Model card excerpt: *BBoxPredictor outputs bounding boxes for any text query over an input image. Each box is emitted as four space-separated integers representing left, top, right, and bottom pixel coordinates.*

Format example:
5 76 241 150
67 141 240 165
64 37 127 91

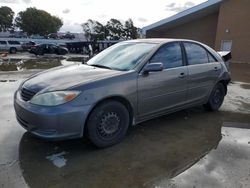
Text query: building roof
142 0 222 34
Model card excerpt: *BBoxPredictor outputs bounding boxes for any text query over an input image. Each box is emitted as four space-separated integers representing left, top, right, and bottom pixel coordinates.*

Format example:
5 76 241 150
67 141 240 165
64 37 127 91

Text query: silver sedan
14 39 231 147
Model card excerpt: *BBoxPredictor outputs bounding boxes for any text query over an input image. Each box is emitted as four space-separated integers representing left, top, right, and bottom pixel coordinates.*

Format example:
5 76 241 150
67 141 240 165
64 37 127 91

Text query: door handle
178 72 185 78
214 67 219 71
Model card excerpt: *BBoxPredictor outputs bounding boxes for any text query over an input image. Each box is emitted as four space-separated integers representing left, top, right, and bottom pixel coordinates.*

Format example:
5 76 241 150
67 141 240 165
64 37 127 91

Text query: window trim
182 41 218 66
148 41 185 70
207 51 217 63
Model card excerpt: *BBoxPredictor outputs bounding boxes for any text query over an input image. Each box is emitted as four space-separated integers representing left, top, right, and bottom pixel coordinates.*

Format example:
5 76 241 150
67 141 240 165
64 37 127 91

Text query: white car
0 40 22 53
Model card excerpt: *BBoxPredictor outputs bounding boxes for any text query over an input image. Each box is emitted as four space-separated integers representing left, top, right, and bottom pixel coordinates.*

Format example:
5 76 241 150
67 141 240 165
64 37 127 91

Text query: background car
8 32 28 38
0 40 22 53
21 41 37 51
29 43 69 55
62 33 75 40
47 33 59 39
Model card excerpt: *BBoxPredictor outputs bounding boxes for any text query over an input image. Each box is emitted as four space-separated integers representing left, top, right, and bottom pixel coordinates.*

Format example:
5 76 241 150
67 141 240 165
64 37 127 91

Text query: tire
37 50 44 55
9 47 17 54
204 83 226 111
86 100 130 148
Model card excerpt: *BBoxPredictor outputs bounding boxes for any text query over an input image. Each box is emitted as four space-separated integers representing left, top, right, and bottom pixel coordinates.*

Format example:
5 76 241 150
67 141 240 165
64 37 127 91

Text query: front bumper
14 91 91 140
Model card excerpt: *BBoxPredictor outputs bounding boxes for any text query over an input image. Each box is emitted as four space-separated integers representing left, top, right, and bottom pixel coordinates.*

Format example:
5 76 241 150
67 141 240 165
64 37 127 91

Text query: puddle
241 84 250 90
146 122 250 188
17 110 250 188
61 59 82 66
0 57 83 71
0 79 17 82
221 82 250 114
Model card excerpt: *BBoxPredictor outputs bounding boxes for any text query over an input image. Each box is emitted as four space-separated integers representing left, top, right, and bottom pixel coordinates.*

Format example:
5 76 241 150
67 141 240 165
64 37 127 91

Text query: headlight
30 91 81 106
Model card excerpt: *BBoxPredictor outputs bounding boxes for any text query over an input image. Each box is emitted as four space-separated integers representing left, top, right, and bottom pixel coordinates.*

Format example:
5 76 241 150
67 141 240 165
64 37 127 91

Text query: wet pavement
0 62 250 188
0 53 83 72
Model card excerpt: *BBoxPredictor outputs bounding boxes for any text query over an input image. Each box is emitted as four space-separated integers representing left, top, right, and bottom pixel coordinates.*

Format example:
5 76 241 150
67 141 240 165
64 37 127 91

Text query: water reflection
147 122 250 188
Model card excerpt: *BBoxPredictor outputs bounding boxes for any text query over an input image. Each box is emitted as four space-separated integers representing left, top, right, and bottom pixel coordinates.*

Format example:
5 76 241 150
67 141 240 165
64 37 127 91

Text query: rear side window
150 42 183 69
0 41 7 45
184 42 209 65
8 41 20 45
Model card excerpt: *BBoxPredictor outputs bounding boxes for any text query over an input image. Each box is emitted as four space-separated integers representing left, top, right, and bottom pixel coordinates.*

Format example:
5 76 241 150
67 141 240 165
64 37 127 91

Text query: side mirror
143 63 164 73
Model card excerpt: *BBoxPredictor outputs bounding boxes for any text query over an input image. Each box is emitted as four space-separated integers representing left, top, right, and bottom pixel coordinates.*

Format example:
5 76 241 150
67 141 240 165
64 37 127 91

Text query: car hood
22 64 123 93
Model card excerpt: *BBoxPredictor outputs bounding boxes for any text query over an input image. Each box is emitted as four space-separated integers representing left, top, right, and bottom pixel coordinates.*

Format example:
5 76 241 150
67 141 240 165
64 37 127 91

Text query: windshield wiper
90 64 111 70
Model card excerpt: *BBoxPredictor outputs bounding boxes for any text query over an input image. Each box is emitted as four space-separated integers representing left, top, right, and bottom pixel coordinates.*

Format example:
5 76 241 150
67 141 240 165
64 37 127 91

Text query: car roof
123 38 200 44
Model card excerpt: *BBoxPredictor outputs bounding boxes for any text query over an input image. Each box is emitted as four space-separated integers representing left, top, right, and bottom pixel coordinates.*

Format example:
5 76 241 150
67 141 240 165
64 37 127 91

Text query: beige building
143 0 250 63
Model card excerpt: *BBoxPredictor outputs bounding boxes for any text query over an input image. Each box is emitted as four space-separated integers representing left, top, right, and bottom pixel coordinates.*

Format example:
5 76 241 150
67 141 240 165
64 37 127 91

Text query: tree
0 6 14 32
15 8 63 36
81 19 106 41
124 19 138 39
81 18 139 41
105 19 125 40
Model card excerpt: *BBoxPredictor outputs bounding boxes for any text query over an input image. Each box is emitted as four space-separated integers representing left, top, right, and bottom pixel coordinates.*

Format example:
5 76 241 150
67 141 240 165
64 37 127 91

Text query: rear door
137 42 188 117
183 42 221 104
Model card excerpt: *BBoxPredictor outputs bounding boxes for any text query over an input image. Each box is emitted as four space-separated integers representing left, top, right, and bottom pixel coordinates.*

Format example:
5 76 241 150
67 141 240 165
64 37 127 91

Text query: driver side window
150 42 183 69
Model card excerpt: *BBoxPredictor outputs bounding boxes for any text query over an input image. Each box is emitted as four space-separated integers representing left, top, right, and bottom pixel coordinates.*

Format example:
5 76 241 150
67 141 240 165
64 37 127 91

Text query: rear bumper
14 91 91 140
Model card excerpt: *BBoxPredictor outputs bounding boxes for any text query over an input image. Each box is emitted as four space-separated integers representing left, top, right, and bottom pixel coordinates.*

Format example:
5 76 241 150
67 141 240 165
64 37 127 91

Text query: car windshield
87 42 157 71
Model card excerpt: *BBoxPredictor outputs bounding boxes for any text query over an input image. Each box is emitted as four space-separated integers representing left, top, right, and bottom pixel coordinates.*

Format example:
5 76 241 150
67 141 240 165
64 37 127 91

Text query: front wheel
86 100 129 148
36 49 44 55
204 83 226 111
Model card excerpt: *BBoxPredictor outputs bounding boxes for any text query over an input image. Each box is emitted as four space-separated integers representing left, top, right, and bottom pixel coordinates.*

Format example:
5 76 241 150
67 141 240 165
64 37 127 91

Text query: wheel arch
218 79 230 95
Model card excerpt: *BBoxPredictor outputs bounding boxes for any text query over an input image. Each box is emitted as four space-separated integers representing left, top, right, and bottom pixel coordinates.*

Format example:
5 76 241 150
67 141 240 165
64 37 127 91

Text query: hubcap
98 112 120 138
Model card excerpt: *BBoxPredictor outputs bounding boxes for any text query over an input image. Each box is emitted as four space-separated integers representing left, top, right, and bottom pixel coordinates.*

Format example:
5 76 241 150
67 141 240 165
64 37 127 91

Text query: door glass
8 41 20 45
150 42 183 69
184 42 209 65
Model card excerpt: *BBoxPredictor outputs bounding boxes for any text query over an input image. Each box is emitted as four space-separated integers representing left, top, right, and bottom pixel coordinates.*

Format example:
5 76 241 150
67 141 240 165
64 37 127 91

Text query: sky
0 0 207 33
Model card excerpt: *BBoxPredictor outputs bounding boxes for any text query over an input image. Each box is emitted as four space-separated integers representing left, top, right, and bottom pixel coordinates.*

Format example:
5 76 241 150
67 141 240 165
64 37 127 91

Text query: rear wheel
204 83 225 111
86 100 129 148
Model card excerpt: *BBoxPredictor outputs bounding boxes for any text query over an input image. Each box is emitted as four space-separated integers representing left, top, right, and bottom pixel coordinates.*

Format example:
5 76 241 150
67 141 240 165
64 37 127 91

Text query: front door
137 42 188 117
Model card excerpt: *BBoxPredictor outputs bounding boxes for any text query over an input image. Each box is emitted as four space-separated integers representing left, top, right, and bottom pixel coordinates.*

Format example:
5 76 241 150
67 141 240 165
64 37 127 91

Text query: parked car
47 33 59 39
30 35 46 39
21 41 36 51
29 44 69 55
0 40 22 53
62 33 75 40
14 39 231 147
8 33 28 38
